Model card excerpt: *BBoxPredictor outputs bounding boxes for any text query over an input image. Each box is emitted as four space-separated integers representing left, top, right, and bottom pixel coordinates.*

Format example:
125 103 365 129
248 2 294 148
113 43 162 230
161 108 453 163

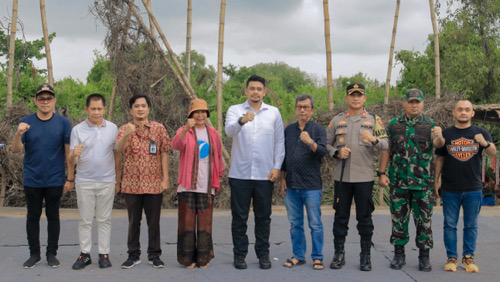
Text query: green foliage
397 0 500 103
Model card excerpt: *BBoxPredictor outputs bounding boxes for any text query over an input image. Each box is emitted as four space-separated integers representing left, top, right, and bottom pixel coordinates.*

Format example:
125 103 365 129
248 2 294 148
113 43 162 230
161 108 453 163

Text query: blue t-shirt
20 113 72 188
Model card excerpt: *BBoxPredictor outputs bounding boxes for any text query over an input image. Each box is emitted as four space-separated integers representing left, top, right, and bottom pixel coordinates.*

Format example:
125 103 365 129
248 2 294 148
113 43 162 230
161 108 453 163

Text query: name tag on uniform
149 140 158 155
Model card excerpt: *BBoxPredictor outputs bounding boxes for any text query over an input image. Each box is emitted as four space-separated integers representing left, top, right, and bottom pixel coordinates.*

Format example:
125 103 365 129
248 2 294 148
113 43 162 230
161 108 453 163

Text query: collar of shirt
243 100 269 112
85 118 107 128
345 109 367 118
132 120 153 129
402 114 424 125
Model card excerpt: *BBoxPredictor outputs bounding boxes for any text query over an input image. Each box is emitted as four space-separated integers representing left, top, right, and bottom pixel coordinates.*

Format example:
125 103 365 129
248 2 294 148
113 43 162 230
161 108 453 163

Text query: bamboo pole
140 0 197 98
146 0 155 38
6 0 19 109
185 0 192 80
384 0 400 106
216 0 226 133
127 1 231 165
40 0 53 86
429 0 441 99
323 0 334 111
107 80 118 121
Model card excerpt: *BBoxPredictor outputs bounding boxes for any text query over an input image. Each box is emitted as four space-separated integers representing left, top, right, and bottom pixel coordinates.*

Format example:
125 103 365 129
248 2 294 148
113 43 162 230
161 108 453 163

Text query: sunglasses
37 96 55 102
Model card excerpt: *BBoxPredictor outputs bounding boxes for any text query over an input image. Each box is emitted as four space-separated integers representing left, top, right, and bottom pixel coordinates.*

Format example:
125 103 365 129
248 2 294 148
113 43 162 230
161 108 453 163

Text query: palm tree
40 0 53 86
323 0 334 110
216 0 226 133
185 0 192 80
6 0 19 109
384 0 400 106
429 0 441 99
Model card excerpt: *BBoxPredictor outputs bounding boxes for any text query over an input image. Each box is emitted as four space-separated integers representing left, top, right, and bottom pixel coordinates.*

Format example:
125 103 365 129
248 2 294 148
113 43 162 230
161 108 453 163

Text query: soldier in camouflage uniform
378 89 444 272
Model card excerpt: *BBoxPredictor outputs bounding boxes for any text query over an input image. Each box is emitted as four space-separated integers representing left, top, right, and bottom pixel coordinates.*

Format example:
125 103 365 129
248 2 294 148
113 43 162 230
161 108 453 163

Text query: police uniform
326 110 388 241
326 83 388 271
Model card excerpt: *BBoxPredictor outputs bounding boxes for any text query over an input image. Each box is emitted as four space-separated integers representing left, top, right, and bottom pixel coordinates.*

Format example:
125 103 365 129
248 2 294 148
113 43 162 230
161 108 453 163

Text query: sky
0 0 440 85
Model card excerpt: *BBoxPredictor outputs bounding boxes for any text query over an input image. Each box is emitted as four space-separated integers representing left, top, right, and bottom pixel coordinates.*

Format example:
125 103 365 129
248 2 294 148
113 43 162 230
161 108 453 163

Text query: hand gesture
73 144 84 157
161 179 170 192
241 111 255 124
185 118 196 129
379 174 390 188
431 126 443 139
124 123 136 136
474 133 488 147
16 122 30 136
338 147 351 159
361 130 376 143
300 131 313 145
268 168 280 182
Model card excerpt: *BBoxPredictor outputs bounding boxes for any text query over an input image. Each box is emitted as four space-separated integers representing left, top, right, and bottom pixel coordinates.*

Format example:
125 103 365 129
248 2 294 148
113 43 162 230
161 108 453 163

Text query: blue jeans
284 188 324 261
442 190 482 258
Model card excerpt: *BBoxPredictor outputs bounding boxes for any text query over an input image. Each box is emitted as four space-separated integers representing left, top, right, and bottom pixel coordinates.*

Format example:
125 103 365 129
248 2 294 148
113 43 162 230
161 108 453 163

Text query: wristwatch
377 171 386 177
483 142 491 149
309 140 315 147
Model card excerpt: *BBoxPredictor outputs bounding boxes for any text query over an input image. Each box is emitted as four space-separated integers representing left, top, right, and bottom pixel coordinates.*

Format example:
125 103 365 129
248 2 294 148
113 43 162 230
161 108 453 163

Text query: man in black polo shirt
281 94 328 270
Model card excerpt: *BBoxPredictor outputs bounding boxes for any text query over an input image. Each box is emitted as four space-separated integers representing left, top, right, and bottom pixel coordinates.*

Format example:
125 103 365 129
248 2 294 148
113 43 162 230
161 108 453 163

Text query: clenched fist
73 144 84 157
16 122 30 136
300 131 313 145
241 111 255 124
474 133 488 147
185 118 196 129
361 130 377 143
431 126 443 139
124 123 136 136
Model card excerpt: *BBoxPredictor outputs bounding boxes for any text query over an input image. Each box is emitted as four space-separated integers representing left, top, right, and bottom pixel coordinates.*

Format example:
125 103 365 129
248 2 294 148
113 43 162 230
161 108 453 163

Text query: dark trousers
124 193 163 259
24 186 63 257
333 181 374 241
229 178 273 258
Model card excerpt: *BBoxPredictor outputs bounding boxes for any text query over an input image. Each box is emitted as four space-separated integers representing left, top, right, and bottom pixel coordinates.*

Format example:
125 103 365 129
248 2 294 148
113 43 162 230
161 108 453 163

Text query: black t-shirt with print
435 125 492 193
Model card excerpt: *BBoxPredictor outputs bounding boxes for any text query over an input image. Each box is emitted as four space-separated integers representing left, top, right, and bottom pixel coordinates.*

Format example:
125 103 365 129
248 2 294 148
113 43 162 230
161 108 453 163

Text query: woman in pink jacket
171 99 225 269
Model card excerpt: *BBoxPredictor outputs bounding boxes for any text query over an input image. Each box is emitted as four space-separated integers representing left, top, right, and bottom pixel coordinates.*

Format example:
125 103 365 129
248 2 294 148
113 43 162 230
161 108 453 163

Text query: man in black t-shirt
435 100 497 273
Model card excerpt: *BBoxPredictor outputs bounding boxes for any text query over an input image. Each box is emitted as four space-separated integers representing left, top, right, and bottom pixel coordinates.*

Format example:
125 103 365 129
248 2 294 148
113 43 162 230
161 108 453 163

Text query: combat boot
418 248 432 272
330 239 345 269
360 240 372 271
390 245 406 270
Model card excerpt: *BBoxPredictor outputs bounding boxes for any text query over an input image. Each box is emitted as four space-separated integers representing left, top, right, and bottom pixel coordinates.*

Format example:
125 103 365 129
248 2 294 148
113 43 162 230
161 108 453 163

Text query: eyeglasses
296 105 312 110
37 96 55 102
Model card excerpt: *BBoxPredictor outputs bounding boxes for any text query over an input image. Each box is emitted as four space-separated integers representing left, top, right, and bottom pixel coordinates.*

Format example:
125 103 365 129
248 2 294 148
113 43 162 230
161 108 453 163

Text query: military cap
404 88 424 102
346 82 365 95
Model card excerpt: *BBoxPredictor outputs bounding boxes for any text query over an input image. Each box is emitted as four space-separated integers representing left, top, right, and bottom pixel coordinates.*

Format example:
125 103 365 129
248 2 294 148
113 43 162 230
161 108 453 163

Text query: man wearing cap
67 93 121 270
378 89 444 272
11 84 73 268
326 82 388 271
225 74 285 270
117 94 171 269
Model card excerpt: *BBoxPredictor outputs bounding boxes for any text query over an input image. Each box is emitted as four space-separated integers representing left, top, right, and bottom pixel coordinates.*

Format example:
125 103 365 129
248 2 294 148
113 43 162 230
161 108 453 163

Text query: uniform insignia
339 121 346 125
373 115 388 138
339 137 344 143
363 121 372 125
361 111 367 118
338 129 343 134
328 121 333 128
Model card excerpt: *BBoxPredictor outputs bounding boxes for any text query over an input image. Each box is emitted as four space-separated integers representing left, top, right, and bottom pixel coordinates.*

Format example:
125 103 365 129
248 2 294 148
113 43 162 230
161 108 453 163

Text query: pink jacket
171 125 225 190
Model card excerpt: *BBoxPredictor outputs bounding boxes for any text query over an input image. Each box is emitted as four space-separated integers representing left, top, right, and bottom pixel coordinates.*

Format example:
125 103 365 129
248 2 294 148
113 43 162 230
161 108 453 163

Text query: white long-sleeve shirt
225 101 285 180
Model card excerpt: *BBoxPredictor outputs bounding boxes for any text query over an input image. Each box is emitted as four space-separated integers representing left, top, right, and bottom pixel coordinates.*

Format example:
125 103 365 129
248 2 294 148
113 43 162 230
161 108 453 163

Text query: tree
429 0 441 98
322 0 334 110
6 0 18 108
216 0 226 133
384 0 400 106
40 0 54 86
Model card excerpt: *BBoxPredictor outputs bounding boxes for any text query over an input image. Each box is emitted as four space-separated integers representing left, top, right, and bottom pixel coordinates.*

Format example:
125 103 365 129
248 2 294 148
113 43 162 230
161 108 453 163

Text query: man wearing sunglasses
12 84 73 269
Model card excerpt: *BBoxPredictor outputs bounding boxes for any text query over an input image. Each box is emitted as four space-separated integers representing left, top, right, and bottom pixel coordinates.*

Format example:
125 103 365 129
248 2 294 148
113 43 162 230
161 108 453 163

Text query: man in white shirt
67 93 121 270
225 75 285 270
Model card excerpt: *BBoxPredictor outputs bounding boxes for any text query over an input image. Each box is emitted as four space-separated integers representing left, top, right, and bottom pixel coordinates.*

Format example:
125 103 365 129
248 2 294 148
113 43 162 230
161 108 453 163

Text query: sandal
186 262 196 269
283 257 306 268
199 263 210 269
313 259 324 270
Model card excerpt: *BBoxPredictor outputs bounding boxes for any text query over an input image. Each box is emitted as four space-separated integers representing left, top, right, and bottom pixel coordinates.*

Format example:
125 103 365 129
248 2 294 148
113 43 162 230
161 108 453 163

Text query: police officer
326 82 388 271
378 88 444 272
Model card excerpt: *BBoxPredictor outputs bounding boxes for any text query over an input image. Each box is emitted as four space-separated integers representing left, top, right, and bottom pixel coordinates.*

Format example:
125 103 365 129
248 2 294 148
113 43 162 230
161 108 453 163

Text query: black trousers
229 178 273 258
24 186 63 257
124 193 163 259
333 181 375 241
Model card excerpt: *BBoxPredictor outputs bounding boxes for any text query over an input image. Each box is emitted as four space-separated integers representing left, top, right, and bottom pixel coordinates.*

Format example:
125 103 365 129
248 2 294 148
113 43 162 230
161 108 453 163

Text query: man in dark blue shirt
281 94 328 270
11 84 73 269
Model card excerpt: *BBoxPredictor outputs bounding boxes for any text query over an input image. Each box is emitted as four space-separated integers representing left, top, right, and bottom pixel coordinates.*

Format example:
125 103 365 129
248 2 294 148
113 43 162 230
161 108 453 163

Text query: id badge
149 140 158 155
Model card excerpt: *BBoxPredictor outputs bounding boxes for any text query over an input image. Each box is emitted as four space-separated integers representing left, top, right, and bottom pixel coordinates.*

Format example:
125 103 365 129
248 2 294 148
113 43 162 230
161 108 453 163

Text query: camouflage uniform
387 114 436 249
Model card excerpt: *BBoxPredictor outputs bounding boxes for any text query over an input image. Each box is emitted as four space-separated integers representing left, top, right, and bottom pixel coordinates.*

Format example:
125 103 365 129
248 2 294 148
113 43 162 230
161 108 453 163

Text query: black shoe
121 255 141 269
330 252 345 269
47 254 60 268
98 254 112 269
259 255 272 269
23 255 41 269
360 252 372 271
148 257 165 268
390 245 406 270
72 252 91 270
234 255 247 270
418 248 432 272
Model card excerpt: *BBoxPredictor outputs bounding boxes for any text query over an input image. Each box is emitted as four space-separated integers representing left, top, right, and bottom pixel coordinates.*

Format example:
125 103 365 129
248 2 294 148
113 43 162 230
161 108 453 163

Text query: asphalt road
1 206 499 282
